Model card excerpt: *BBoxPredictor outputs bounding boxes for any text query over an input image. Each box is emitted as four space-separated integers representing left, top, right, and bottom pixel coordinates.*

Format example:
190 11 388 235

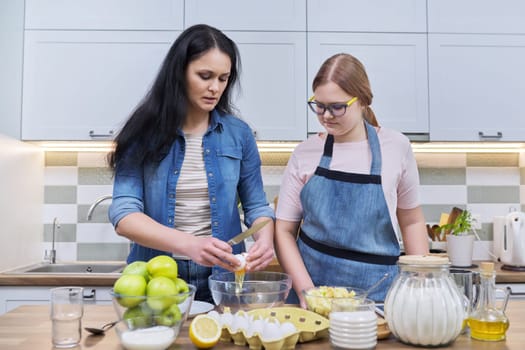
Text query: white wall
0 135 44 271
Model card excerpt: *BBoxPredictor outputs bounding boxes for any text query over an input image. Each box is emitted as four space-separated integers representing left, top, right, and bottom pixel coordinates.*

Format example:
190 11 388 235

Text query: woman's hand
245 234 275 271
185 236 241 271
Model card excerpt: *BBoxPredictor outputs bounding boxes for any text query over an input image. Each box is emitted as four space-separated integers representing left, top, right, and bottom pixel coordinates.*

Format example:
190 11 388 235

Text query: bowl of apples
111 256 196 350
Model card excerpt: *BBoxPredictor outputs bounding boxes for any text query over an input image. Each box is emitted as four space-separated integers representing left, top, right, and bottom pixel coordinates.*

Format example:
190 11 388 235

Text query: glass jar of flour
384 255 467 347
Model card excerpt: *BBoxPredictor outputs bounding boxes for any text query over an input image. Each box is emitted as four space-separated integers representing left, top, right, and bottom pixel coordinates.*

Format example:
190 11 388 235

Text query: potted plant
441 209 475 267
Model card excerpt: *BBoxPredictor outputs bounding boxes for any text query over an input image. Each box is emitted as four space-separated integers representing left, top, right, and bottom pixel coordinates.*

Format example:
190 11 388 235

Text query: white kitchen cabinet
22 30 178 140
307 0 426 33
225 31 308 141
185 0 306 31
0 286 112 315
307 32 429 135
0 0 24 139
25 0 183 30
428 34 525 141
428 0 525 34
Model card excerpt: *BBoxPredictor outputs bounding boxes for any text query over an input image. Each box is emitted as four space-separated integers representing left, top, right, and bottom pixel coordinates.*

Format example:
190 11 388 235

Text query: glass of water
50 287 84 348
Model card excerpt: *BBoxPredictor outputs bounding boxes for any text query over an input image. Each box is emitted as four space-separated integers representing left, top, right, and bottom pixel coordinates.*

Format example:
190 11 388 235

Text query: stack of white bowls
329 309 377 349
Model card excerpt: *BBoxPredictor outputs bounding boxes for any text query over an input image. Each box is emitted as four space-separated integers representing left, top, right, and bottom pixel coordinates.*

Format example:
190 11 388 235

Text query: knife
227 219 271 245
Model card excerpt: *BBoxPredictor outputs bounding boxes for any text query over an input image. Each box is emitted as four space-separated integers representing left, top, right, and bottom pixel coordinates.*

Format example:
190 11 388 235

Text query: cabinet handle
478 131 502 140
83 288 96 302
89 130 114 139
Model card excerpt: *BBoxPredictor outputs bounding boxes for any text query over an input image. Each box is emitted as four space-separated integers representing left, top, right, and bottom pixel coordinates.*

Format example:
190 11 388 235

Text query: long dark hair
313 53 378 126
108 24 241 169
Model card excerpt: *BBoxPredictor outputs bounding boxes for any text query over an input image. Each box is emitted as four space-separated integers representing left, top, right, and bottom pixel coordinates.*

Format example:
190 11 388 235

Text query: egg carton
211 307 329 350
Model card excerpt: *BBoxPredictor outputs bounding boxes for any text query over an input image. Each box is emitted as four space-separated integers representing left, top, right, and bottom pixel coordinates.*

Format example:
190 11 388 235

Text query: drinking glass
50 287 84 348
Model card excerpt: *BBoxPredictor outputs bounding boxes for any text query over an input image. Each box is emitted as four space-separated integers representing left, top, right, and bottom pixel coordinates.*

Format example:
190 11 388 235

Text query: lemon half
189 314 221 349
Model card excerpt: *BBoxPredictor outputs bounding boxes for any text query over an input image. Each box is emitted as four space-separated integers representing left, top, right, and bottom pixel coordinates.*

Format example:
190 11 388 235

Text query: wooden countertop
2 301 525 350
0 259 524 287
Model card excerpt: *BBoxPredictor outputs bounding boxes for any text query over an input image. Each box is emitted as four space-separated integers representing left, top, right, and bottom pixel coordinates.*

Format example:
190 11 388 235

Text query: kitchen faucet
86 194 113 221
45 217 60 264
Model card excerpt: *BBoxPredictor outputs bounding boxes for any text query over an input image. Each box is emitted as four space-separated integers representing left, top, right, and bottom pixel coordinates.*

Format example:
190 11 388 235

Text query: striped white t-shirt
173 134 212 259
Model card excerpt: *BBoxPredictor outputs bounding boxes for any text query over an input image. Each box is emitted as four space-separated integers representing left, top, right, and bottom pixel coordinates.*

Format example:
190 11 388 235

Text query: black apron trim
299 229 399 266
314 167 382 184
323 134 335 157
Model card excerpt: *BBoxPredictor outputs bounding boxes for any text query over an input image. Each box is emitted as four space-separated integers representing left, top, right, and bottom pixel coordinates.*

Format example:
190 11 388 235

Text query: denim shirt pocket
216 146 242 182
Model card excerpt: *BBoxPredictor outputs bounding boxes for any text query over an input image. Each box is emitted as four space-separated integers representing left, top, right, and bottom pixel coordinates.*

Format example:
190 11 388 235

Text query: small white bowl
330 310 377 324
329 323 377 333
330 331 377 342
330 336 377 349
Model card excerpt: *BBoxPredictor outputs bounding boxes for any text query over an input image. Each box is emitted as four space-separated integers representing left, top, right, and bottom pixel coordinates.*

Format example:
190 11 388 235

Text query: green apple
146 276 178 311
146 255 178 279
123 304 153 329
173 277 190 303
156 303 182 327
123 261 150 282
113 274 147 308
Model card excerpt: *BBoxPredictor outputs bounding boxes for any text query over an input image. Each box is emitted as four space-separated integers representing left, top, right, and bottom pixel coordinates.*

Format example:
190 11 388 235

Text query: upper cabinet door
308 33 429 135
22 31 177 140
429 34 525 141
307 0 426 33
185 0 306 31
226 31 307 141
25 0 183 30
428 0 525 34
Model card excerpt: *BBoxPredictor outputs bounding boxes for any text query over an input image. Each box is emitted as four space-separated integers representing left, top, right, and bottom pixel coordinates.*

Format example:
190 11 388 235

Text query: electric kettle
500 211 525 268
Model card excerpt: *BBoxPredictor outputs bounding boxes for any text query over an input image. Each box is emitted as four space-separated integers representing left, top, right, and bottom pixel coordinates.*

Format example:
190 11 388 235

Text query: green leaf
439 210 472 236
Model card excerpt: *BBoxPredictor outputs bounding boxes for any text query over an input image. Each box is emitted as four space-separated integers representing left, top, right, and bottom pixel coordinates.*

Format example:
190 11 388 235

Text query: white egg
245 318 265 337
230 313 248 332
207 311 221 326
220 312 233 328
261 320 283 341
281 322 297 336
234 253 248 271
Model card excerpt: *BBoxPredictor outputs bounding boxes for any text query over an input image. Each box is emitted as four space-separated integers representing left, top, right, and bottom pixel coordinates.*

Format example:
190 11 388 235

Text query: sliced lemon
189 314 221 349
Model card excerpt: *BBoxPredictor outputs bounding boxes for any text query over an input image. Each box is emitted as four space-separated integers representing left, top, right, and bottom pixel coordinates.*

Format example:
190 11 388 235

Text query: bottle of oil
467 262 510 341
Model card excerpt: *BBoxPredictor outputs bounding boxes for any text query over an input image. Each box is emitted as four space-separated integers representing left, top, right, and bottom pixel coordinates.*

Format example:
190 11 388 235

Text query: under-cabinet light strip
33 141 525 153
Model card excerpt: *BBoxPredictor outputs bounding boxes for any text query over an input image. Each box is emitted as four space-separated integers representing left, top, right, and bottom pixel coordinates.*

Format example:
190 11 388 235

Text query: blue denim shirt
109 110 274 263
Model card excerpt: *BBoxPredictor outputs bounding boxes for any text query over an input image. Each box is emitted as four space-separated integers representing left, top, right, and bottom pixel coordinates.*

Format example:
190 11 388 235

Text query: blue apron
294 122 400 303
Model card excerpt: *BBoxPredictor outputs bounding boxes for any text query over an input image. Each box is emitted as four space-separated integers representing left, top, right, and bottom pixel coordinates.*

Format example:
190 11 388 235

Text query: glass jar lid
399 255 450 266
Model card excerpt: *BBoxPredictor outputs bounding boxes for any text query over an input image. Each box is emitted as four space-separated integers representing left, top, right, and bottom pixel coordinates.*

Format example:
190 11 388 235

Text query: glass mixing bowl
302 286 366 318
208 271 292 313
111 284 196 350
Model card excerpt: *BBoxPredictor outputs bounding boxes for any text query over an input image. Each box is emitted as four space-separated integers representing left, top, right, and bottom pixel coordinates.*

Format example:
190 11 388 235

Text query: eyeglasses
307 96 358 118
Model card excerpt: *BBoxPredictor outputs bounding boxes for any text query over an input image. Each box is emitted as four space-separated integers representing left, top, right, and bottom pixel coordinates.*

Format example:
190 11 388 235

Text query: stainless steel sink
6 262 125 274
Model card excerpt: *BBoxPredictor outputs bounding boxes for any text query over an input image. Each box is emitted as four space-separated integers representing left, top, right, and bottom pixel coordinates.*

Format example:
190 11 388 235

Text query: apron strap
365 122 382 176
299 229 399 265
322 122 382 175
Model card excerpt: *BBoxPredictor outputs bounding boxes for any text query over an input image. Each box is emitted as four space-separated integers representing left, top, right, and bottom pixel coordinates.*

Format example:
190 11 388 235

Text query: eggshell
262 320 284 341
234 253 248 271
207 310 221 325
220 312 233 328
245 318 265 337
281 322 297 336
230 313 248 333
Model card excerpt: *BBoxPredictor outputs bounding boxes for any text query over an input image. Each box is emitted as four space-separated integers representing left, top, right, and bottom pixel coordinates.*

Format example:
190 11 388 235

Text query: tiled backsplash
43 151 525 261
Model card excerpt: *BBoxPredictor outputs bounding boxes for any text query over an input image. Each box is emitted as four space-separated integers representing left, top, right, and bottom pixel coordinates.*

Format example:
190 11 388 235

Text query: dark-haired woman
275 53 428 306
108 24 274 302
